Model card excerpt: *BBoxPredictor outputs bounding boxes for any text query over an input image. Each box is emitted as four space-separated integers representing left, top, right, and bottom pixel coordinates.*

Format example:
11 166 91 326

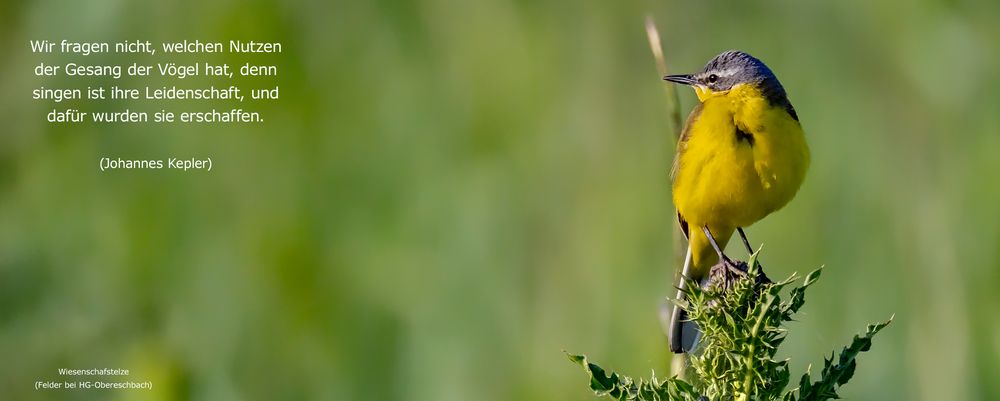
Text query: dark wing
677 212 690 240
671 103 703 240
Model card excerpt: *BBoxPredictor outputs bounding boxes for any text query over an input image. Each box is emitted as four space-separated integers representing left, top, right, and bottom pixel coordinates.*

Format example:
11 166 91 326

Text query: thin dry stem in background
644 15 688 378
644 16 683 133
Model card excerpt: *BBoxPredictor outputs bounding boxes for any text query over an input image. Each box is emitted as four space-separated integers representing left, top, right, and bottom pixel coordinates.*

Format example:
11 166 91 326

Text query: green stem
743 287 779 399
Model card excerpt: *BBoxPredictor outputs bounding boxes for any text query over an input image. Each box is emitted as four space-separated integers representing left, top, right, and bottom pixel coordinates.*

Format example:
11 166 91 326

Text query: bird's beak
663 74 697 85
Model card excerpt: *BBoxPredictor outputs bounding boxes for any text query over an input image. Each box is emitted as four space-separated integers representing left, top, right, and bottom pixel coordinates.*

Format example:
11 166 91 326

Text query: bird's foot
707 259 749 292
723 258 748 276
706 259 773 294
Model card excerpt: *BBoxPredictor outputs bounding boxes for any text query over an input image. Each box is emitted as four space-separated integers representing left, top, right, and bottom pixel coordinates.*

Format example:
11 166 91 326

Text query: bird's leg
701 226 745 276
737 227 754 254
736 227 772 285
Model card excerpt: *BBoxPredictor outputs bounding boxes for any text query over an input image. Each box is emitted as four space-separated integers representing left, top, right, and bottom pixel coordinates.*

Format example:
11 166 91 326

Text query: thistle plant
568 251 891 401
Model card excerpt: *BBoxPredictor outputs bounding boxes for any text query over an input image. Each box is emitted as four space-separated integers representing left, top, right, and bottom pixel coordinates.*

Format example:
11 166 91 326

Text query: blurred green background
2 0 999 400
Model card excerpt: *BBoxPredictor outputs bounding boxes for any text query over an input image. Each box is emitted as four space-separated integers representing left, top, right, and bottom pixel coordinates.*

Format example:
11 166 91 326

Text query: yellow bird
665 51 810 353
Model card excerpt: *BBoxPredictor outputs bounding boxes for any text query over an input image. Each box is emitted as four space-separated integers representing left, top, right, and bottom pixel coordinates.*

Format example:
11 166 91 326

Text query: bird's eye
707 74 719 83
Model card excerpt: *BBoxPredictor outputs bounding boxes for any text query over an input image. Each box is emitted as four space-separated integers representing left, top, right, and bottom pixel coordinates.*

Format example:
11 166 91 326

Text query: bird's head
664 50 787 104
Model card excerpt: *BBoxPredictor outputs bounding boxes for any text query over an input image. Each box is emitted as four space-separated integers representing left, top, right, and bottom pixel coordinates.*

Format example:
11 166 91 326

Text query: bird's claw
723 258 748 276
706 259 772 293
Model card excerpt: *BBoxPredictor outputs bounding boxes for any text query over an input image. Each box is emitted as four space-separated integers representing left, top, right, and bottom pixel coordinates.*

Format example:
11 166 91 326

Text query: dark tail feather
669 246 700 354
669 300 699 353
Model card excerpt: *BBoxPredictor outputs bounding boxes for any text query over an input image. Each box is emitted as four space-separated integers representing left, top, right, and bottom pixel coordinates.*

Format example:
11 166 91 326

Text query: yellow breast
672 84 809 230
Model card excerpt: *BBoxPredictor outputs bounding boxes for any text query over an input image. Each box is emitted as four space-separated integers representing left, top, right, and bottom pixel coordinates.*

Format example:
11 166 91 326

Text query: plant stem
644 14 688 379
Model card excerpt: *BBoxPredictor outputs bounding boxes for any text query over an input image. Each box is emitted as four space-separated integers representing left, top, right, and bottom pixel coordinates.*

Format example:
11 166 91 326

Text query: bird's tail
669 245 701 353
